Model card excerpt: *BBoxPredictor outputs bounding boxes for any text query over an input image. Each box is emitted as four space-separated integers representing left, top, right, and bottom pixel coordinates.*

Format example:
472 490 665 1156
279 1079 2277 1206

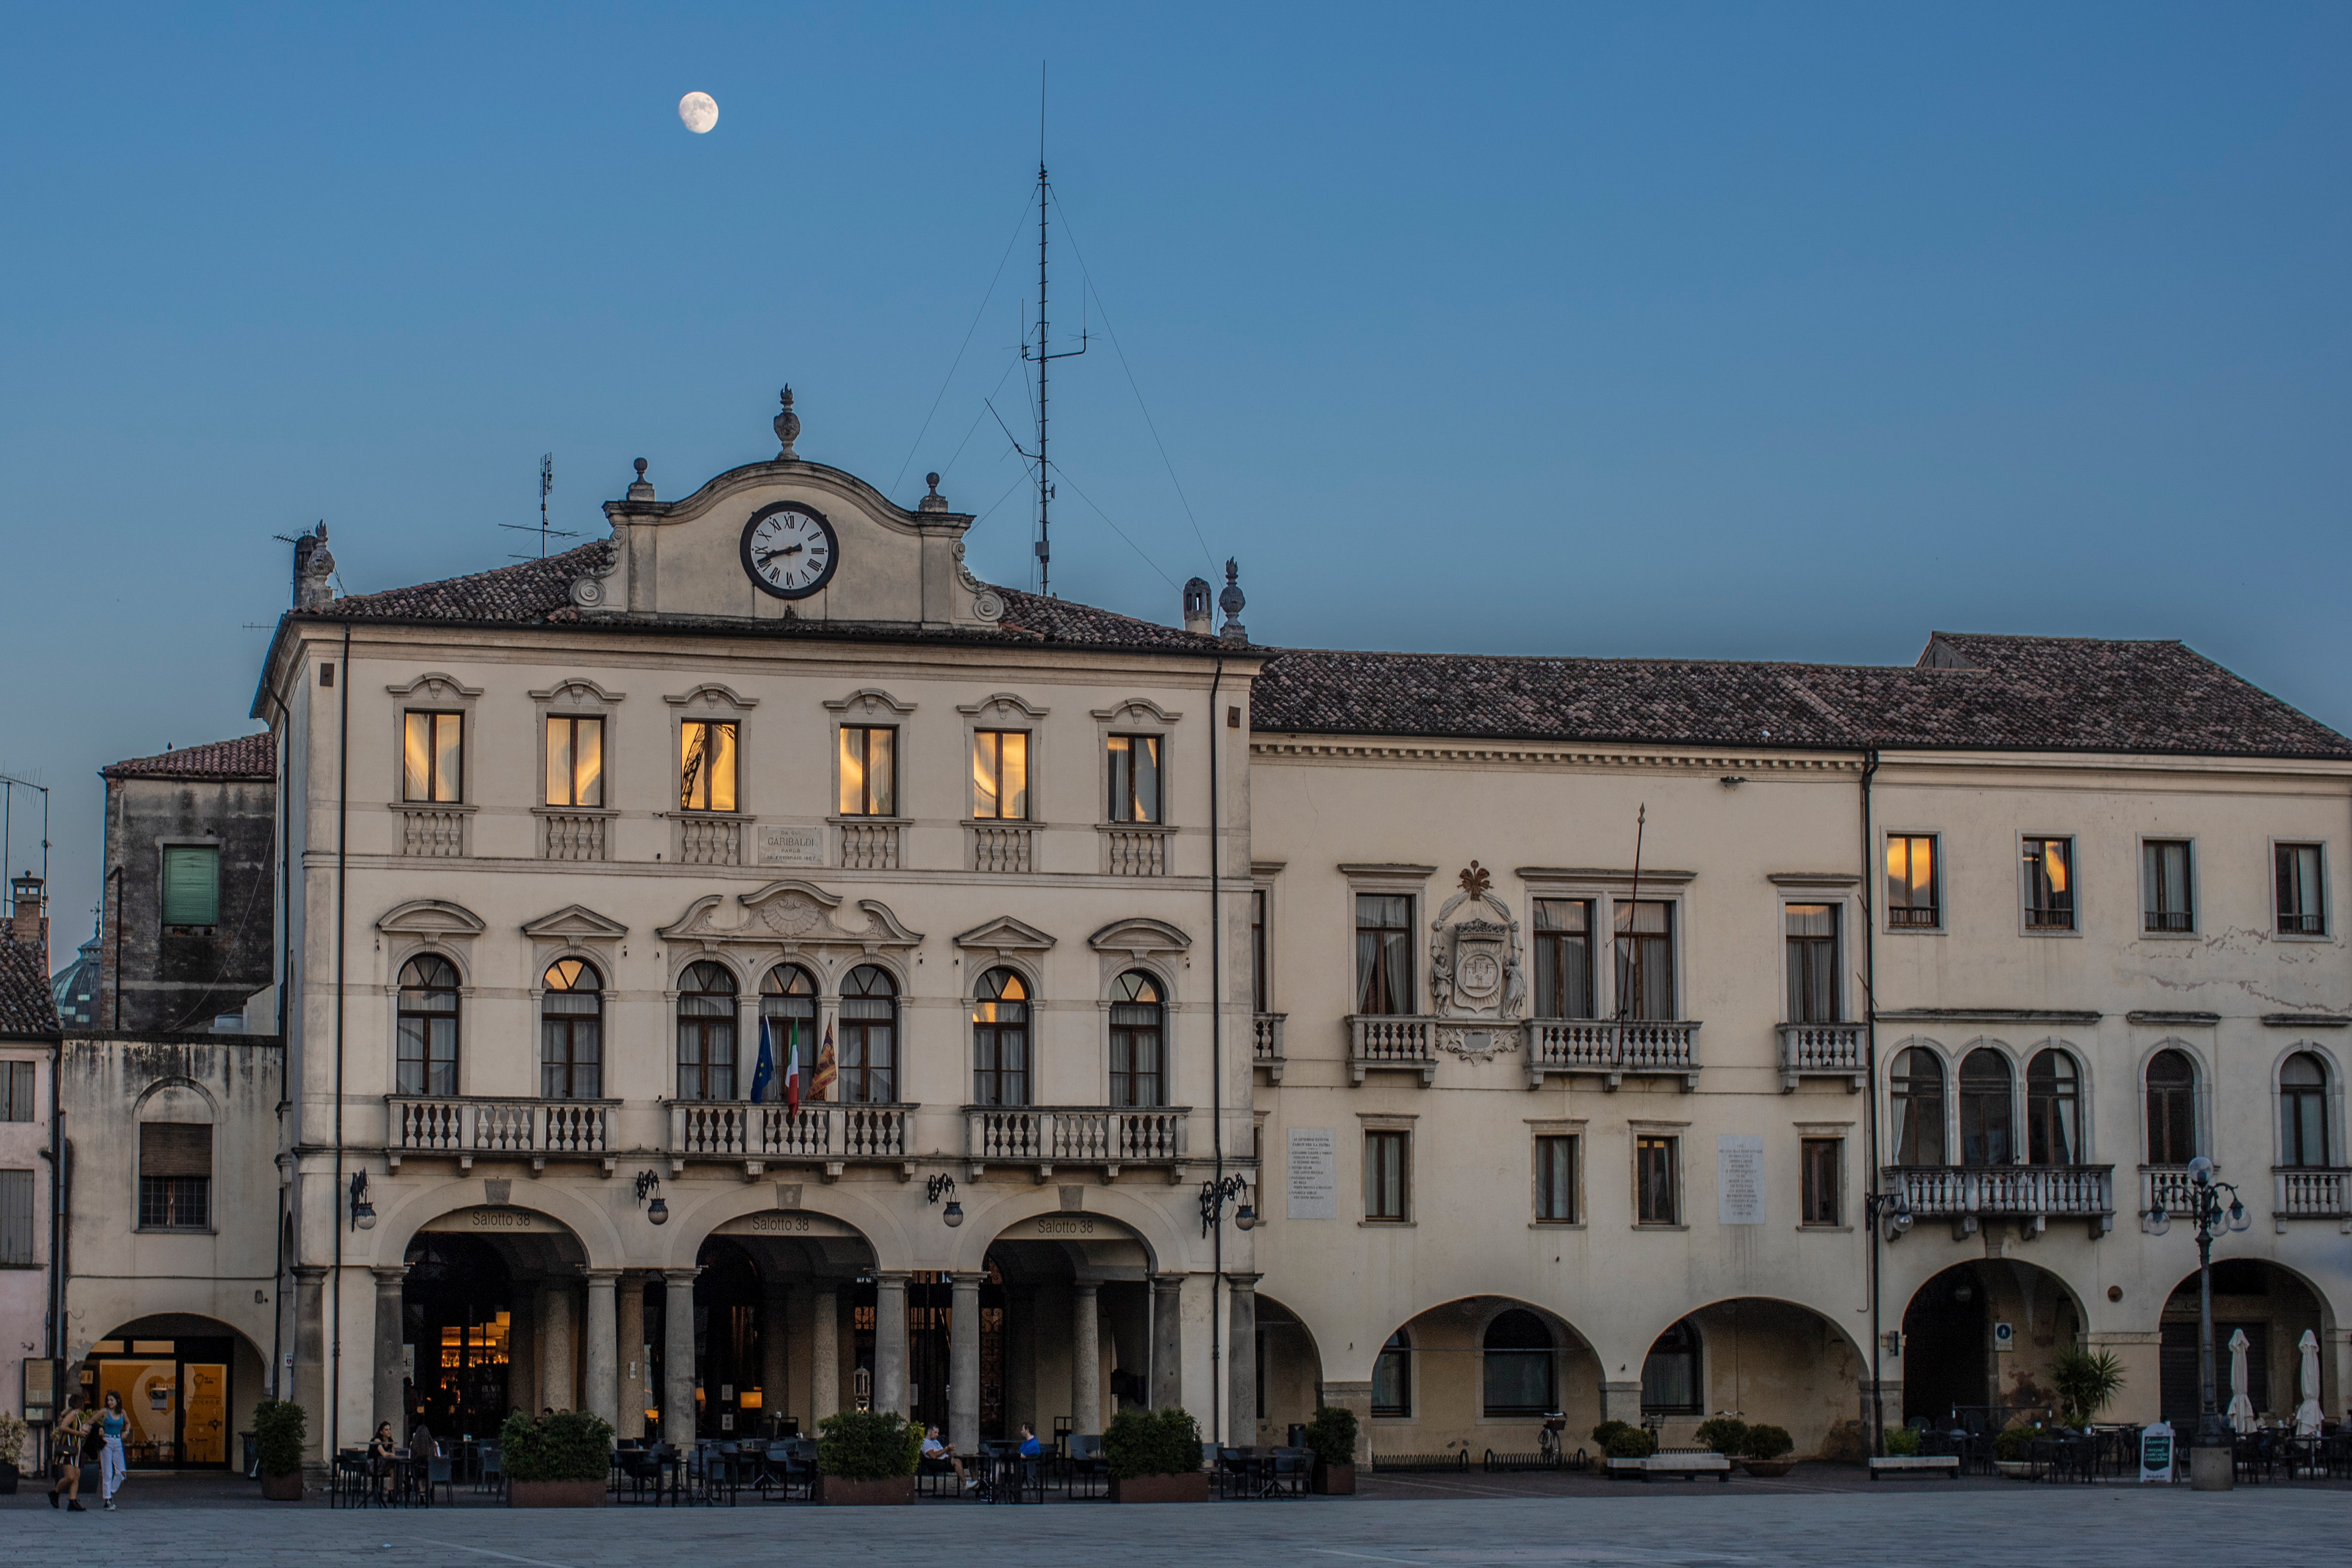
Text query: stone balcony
963 1106 1192 1178
1775 1022 1866 1093
1252 1013 1286 1083
2273 1167 2352 1229
1524 1020 1702 1091
387 1094 619 1173
669 1100 914 1178
1883 1163 2116 1238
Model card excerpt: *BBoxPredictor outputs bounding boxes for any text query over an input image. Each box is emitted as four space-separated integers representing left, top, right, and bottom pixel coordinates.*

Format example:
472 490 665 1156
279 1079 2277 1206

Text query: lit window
545 716 605 807
678 721 737 812
971 730 1028 820
2023 838 2074 931
1784 904 1838 1022
1885 835 1939 928
403 711 464 803
839 727 898 817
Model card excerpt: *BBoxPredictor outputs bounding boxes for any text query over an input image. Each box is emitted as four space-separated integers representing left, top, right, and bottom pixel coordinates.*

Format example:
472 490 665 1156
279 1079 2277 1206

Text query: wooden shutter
141 1122 213 1178
161 846 220 927
0 1168 32 1265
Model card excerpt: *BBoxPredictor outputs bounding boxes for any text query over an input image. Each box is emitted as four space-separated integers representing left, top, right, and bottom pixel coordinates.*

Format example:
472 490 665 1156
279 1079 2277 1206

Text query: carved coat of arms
1429 861 1525 1062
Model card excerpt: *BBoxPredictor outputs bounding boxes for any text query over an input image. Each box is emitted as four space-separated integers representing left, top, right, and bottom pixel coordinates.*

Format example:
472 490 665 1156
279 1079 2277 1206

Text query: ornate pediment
520 904 630 941
954 915 1057 957
376 899 486 939
383 672 483 700
660 880 921 949
1430 862 1524 1060
822 688 916 717
1090 697 1182 725
1087 917 1191 957
957 692 1049 720
664 682 758 711
527 676 627 707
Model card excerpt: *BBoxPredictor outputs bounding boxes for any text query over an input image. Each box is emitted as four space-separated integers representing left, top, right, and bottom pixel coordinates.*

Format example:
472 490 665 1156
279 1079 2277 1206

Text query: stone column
616 1274 649 1441
1318 1379 1374 1465
582 1270 620 1431
761 1283 792 1438
1072 1279 1103 1434
1226 1275 1259 1443
370 1265 409 1440
874 1273 910 1418
292 1266 329 1471
949 1273 982 1452
809 1282 840 1428
507 1284 537 1416
663 1269 700 1447
1600 1381 1644 1424
539 1279 577 1411
1151 1274 1185 1412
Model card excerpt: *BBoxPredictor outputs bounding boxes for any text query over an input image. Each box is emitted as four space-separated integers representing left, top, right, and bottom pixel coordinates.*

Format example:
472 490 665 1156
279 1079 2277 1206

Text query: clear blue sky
2 3 2347 951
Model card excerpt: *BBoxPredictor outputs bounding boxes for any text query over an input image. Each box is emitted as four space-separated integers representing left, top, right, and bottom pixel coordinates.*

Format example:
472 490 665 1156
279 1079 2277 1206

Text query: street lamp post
2144 1154 2249 1490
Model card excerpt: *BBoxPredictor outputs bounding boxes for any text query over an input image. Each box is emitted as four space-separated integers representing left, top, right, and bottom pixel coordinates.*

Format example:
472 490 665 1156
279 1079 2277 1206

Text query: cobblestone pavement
5 1474 2350 1567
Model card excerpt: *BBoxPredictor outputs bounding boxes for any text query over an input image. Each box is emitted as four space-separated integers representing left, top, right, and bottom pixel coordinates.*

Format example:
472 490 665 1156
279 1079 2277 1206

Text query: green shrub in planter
1817 1420 1866 1465
0 1410 32 1472
1992 1425 2035 1464
1590 1420 1633 1451
1302 1406 1359 1468
1104 1407 1203 1479
1881 1426 1921 1458
1693 1417 1748 1457
253 1399 308 1478
500 1410 615 1483
1603 1426 1658 1459
1741 1424 1793 1461
815 1410 922 1481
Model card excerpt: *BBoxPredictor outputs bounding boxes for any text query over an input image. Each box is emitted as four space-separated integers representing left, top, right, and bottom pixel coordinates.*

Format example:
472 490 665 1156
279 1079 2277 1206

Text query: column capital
1072 1276 1103 1298
580 1268 625 1285
872 1269 913 1286
658 1267 705 1287
369 1264 410 1286
1224 1272 1263 1291
1151 1271 1187 1292
948 1272 988 1291
292 1265 329 1284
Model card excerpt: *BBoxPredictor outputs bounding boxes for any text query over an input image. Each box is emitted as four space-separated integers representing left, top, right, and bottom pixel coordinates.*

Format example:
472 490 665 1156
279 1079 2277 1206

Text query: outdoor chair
1217 1445 1261 1498
616 1443 665 1504
422 1453 455 1507
1269 1447 1310 1498
1065 1433 1108 1498
917 1448 962 1496
476 1442 504 1496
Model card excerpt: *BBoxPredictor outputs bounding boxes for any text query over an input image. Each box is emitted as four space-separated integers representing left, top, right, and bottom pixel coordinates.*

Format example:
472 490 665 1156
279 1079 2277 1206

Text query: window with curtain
2142 840 2193 933
678 720 737 812
540 957 603 1098
1635 1134 1678 1224
2146 1049 2197 1165
544 715 605 807
2280 1052 2330 1167
1801 1137 1842 1226
1614 901 1674 1020
1250 890 1269 1013
1885 834 1939 928
1533 899 1593 1019
1371 1330 1411 1417
676 961 738 1101
1784 904 1838 1022
972 968 1030 1107
1890 1047 1946 1165
1364 1129 1409 1221
1534 1134 1577 1223
402 711 463 802
1482 1310 1555 1416
1354 895 1414 1015
395 954 460 1096
1106 734 1162 823
839 726 898 816
1958 1049 2015 1166
971 729 1028 820
839 965 899 1103
160 845 220 928
138 1122 211 1228
2277 844 2327 935
2026 1049 2080 1165
1109 971 1164 1107
1641 1319 1701 1415
2023 838 2074 931
760 964 819 1096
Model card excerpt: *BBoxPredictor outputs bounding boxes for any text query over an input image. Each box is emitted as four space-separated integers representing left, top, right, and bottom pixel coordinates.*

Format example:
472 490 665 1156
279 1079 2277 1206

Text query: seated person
1016 1423 1042 1459
368 1421 399 1497
919 1424 975 1492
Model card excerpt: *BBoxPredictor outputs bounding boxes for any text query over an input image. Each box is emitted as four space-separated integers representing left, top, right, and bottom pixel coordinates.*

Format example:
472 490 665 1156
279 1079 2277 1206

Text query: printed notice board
1717 1134 1764 1225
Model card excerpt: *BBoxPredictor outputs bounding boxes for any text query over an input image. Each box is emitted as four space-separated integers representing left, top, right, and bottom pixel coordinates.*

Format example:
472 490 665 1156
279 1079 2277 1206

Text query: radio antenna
503 451 578 559
1014 63 1087 597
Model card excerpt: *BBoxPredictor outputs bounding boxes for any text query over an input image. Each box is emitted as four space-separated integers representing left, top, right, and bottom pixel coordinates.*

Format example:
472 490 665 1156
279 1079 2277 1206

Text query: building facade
2 876 62 1471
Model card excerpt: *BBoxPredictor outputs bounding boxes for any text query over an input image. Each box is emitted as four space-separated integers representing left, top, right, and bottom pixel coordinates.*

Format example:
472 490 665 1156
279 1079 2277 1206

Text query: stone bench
1605 1453 1732 1483
1868 1455 1961 1480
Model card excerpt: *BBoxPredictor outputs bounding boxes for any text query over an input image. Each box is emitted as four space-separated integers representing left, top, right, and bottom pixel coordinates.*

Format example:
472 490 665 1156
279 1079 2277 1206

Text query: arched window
972 968 1030 1107
677 961 738 1101
1372 1329 1411 1418
839 965 898 1104
1641 1318 1701 1415
541 958 603 1099
2281 1052 2330 1168
1109 971 1164 1108
1958 1049 2014 1167
396 954 460 1096
759 964 818 1100
2026 1049 2080 1166
2146 1049 2197 1165
1482 1309 1555 1416
1890 1047 1945 1165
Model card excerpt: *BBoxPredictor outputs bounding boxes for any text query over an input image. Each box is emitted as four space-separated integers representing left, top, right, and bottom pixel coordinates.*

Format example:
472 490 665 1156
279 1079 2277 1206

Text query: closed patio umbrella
2293 1329 2324 1437
2225 1329 2257 1434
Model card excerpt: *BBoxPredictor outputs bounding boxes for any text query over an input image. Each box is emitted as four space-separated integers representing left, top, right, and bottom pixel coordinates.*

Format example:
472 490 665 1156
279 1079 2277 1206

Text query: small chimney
1182 576 1212 636
7 872 47 955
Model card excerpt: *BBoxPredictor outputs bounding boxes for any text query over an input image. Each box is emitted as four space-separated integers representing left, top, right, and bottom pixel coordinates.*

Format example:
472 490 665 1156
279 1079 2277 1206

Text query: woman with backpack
46 1392 92 1511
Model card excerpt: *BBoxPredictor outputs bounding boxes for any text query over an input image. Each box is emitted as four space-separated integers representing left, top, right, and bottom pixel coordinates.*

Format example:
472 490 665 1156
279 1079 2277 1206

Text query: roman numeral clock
740 502 839 598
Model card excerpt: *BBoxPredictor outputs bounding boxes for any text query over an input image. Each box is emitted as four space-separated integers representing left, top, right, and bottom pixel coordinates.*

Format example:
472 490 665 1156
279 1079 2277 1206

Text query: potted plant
1693 1417 1748 1459
1594 1420 1658 1474
1882 1425 1921 1458
1303 1405 1359 1495
1106 1407 1208 1502
0 1409 29 1494
1739 1424 1795 1477
502 1408 615 1507
1991 1423 2036 1479
813 1409 920 1505
253 1399 308 1501
2051 1348 2126 1427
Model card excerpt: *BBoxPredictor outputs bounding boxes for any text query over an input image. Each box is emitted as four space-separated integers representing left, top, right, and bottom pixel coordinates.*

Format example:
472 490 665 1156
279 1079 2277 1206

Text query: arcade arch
1354 1297 1600 1460
1634 1298 1867 1457
2157 1258 2336 1427
77 1313 267 1470
1900 1259 2088 1425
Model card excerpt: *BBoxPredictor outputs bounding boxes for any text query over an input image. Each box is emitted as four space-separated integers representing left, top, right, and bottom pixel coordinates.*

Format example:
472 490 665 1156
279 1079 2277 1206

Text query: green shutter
161 846 220 927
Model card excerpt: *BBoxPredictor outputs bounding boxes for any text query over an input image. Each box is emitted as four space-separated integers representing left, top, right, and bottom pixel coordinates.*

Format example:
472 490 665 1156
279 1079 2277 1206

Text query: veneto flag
810 1019 837 1102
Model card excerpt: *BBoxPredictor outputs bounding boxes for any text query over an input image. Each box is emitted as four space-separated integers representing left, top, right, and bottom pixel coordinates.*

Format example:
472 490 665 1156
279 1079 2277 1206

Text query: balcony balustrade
1525 1020 1702 1091
2274 1167 2352 1227
839 821 904 870
1883 1163 2115 1238
668 1100 912 1177
1775 1022 1866 1093
398 806 467 857
1103 825 1171 876
677 817 742 867
540 811 607 861
387 1095 618 1173
971 823 1035 873
1349 1016 1437 1086
963 1106 1191 1177
1253 1013 1287 1084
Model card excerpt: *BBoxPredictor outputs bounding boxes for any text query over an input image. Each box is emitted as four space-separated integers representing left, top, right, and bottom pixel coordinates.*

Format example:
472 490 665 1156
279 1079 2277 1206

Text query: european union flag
750 1015 776 1103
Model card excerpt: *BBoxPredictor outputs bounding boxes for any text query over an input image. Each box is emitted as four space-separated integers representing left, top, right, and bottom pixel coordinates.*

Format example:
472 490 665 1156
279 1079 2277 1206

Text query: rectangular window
1885 834 1939 928
1250 889 1269 1013
1354 895 1414 1015
0 1168 33 1264
1614 901 1675 1020
138 1123 211 1229
1 1060 36 1121
1635 1135 1678 1225
160 845 220 928
2143 840 2193 934
2278 843 2327 935
1364 1130 1410 1222
678 721 738 812
1784 904 1839 1023
1534 1134 1578 1223
402 711 463 802
544 716 605 807
2023 837 2075 931
1106 734 1161 823
1533 899 1594 1019
1801 1137 1842 1226
970 730 1028 820
839 726 898 816
1371 1334 1411 1417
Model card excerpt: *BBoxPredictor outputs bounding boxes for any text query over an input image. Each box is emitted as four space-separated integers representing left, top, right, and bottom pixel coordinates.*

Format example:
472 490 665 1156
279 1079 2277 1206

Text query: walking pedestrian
47 1392 92 1511
97 1390 130 1510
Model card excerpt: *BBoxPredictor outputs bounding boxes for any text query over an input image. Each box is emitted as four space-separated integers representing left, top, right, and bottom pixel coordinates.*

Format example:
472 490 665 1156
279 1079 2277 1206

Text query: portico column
370 1265 409 1440
292 1266 329 1470
761 1282 792 1438
1318 1379 1374 1465
1151 1273 1184 1411
507 1281 537 1415
949 1273 983 1452
539 1279 577 1411
1600 1381 1644 1424
616 1274 649 1440
582 1270 621 1431
1072 1279 1103 1434
1226 1274 1259 1443
663 1269 701 1446
874 1272 910 1418
809 1281 841 1427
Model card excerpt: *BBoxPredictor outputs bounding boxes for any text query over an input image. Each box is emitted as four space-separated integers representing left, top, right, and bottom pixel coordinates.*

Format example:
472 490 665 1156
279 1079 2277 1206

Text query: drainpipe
260 679 294 1393
330 621 351 1457
1860 747 1884 1455
1207 651 1226 1445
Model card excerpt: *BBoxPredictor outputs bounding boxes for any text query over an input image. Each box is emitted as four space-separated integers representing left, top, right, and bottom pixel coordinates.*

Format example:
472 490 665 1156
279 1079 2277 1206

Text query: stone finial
774 385 800 460
1182 576 1212 636
1218 557 1248 646
294 521 336 610
626 458 655 502
919 471 948 513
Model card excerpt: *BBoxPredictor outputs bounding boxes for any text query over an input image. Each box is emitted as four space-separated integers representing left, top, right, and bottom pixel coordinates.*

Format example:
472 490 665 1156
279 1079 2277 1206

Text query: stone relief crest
1429 861 1525 1062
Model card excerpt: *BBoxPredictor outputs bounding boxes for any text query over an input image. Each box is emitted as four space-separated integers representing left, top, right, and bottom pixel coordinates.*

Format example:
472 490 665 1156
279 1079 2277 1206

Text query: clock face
740 504 839 599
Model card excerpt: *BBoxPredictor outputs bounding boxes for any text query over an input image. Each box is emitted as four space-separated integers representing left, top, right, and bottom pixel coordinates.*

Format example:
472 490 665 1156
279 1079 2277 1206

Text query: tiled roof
309 541 616 624
0 937 61 1036
104 732 277 782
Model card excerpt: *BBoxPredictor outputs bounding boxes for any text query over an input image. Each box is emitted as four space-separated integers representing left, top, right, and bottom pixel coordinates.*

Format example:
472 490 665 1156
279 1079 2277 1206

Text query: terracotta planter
1309 1461 1356 1495
507 1478 609 1508
259 1470 306 1501
814 1474 916 1506
1109 1471 1210 1503
1739 1459 1795 1478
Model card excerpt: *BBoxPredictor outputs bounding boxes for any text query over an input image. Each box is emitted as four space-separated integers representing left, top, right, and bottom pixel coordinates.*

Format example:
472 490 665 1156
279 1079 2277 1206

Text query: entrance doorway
401 1233 516 1437
82 1334 234 1467
1901 1266 1989 1423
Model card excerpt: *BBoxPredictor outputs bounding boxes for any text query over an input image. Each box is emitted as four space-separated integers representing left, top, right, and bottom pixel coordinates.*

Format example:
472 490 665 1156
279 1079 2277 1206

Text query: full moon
679 91 718 134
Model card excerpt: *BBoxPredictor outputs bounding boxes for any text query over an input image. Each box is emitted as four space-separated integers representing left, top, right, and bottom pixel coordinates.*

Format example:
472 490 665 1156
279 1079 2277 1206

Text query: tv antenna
504 452 577 558
1005 67 1087 597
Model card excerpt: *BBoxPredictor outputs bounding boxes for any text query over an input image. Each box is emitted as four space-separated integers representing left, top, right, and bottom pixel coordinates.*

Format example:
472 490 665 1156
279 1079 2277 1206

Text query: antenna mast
1020 66 1086 596
503 451 578 559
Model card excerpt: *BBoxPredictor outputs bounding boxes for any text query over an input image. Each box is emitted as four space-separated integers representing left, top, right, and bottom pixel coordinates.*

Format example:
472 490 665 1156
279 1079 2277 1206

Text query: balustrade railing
1775 1022 1865 1092
387 1095 616 1170
398 808 466 857
541 812 607 861
2275 1167 2352 1219
1348 1016 1436 1085
1884 1164 2115 1232
839 821 903 870
963 1106 1191 1171
677 817 742 867
972 824 1034 873
1104 827 1169 876
1525 1020 1702 1089
1253 1013 1287 1083
666 1101 911 1167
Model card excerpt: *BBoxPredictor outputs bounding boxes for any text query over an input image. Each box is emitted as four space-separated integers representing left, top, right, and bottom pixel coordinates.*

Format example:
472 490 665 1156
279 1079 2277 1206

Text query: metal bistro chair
330 1448 370 1509
1217 1445 1261 1499
476 1442 505 1497
1064 1433 1109 1499
1268 1446 1310 1499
